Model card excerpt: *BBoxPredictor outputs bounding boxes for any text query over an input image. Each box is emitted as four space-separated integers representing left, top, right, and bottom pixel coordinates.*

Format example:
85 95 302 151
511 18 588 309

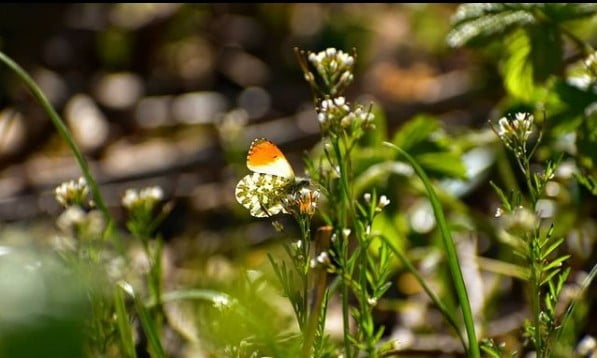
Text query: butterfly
235 138 309 217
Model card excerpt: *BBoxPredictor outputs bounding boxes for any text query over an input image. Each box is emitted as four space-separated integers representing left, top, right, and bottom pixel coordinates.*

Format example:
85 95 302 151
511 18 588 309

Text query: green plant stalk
530 253 543 357
302 227 332 358
384 142 479 358
0 51 112 225
332 136 353 358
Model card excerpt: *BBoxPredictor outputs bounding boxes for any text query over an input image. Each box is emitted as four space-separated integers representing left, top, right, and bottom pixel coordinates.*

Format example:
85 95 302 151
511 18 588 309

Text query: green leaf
503 30 536 100
383 142 480 358
489 181 513 211
415 152 467 180
527 24 562 83
447 4 597 48
447 4 535 48
392 114 439 152
543 255 571 272
541 237 565 259
114 286 137 358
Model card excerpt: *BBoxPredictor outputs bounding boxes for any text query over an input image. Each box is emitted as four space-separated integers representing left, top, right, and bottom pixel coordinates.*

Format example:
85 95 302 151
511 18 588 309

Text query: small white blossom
55 177 90 208
367 297 378 307
493 112 535 156
376 195 390 212
363 193 372 203
577 335 597 355
122 186 164 211
502 206 538 233
212 295 231 310
342 228 351 239
310 251 332 270
494 207 504 218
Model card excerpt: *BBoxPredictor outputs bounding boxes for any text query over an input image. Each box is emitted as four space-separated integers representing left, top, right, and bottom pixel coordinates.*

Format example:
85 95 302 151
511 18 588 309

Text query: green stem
331 136 353 358
384 142 479 358
0 51 112 225
530 258 543 357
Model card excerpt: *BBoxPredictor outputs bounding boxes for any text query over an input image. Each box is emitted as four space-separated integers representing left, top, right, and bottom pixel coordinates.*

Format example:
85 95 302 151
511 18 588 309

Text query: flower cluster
500 205 538 236
282 187 320 218
308 48 354 93
56 205 105 241
492 112 535 156
55 177 90 208
122 186 164 213
317 96 374 136
364 193 391 213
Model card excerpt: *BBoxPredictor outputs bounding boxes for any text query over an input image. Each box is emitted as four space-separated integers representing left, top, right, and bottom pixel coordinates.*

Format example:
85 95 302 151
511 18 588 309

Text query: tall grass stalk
384 142 480 358
0 51 112 225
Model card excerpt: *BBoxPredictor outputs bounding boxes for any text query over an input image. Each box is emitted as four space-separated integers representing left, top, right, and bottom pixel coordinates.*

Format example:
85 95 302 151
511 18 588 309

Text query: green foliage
448 4 596 48
449 4 596 100
392 115 467 179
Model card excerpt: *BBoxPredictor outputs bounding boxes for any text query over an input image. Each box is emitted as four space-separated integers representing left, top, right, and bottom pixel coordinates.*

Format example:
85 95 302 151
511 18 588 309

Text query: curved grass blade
0 51 111 224
378 234 467 352
383 141 480 358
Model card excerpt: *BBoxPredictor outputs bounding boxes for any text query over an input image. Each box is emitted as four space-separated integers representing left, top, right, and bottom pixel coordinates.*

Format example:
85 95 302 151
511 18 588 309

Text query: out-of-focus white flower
501 205 538 234
311 251 333 270
577 335 597 356
363 192 372 203
122 186 164 211
57 206 105 240
55 177 90 208
212 295 231 310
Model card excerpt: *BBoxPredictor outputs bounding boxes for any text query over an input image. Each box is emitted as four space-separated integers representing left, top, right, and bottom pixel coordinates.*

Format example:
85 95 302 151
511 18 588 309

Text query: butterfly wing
246 138 295 179
235 172 293 217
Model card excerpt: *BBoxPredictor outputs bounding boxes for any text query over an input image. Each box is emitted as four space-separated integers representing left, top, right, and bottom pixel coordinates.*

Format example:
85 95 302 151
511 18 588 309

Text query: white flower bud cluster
317 96 375 135
494 112 535 156
308 48 355 87
55 177 90 208
122 186 164 211
363 192 391 213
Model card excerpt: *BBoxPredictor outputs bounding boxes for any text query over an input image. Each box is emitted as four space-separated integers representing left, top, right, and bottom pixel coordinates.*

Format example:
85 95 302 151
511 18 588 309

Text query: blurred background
0 3 495 226
0 4 595 357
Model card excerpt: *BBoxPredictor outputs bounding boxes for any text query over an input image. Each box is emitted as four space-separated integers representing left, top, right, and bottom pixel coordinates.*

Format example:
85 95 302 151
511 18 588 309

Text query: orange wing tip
247 139 286 167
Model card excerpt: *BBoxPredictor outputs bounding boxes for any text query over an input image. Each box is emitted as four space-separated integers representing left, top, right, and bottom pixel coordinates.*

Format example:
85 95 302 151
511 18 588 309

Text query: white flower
493 112 535 155
342 228 351 238
367 297 378 307
212 295 231 310
55 177 90 207
363 193 372 203
122 186 164 210
376 195 391 212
